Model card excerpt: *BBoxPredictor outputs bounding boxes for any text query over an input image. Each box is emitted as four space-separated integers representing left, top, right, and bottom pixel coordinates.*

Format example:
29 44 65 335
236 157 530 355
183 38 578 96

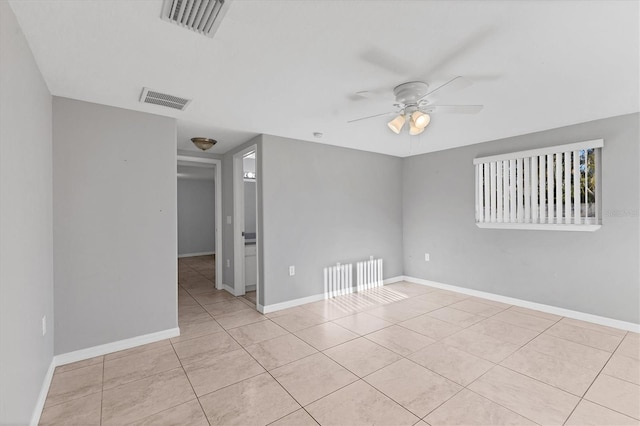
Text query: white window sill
476 222 601 232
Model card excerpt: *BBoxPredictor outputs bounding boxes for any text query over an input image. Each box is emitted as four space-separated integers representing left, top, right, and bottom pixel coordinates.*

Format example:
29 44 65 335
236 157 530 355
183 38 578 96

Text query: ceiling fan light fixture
387 114 406 134
411 111 431 129
191 137 217 151
409 119 425 136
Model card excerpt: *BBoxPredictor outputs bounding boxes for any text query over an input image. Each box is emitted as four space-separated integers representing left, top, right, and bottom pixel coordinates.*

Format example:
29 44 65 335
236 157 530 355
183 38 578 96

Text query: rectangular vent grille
161 0 231 38
140 88 191 111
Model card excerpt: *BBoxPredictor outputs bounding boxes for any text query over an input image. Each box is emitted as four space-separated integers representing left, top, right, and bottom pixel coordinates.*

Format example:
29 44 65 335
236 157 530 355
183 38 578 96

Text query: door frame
177 155 222 290
233 145 258 299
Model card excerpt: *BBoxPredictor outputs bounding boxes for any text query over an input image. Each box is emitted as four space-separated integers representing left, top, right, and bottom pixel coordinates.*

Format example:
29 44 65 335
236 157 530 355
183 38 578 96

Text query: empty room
1 1 638 425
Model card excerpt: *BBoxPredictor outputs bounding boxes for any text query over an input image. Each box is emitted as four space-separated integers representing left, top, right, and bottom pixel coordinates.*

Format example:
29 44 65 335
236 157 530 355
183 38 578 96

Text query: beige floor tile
331 312 393 335
365 301 426 323
617 333 640 360
306 380 419 426
203 299 253 317
584 374 640 419
192 290 235 306
227 320 289 346
215 309 267 329
356 287 411 306
365 325 435 356
508 306 562 321
294 322 358 350
183 349 265 396
270 310 327 332
40 391 101 425
399 314 462 340
603 353 640 385
271 353 358 406
171 319 224 343
418 290 469 306
465 296 512 309
178 305 212 326
559 317 627 337
266 306 308 319
565 399 639 425
545 321 622 352
103 345 181 389
269 408 318 426
468 317 539 346
199 373 300 425
300 300 356 320
101 368 195 425
399 296 445 314
448 299 507 317
184 282 217 295
178 296 200 309
424 389 536 426
441 329 520 363
129 399 209 426
427 307 484 328
45 363 103 407
324 337 402 377
172 332 240 366
330 293 381 312
409 342 494 386
468 366 579 425
105 339 171 361
491 309 557 332
525 334 611 370
55 355 103 374
384 281 435 297
365 358 461 418
245 333 317 370
500 345 600 396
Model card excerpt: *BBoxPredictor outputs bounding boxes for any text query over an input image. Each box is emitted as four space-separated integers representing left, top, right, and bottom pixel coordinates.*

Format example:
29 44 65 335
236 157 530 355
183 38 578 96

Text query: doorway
233 145 259 308
176 156 222 291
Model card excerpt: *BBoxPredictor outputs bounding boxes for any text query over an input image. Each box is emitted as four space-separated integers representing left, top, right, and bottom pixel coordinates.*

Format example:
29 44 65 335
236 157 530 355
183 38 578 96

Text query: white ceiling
10 0 639 157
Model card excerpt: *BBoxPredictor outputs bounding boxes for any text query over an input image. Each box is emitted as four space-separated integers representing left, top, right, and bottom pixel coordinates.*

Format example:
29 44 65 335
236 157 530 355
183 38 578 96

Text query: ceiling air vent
140 88 192 111
161 0 232 38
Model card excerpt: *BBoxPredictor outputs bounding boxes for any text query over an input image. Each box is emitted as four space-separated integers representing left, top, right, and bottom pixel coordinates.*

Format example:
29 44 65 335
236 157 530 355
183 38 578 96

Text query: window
474 139 603 231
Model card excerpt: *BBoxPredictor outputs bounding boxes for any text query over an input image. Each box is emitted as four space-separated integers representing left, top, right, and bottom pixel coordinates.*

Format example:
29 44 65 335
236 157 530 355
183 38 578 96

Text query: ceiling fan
348 76 483 135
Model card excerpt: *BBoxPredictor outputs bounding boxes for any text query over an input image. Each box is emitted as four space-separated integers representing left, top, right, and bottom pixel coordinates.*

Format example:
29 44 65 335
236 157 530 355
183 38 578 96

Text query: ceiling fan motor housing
393 81 429 106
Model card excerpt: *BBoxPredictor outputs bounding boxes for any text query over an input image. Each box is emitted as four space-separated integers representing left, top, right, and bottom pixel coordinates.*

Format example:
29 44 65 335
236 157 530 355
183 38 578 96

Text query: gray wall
261 135 404 306
53 97 178 354
178 178 215 256
403 113 640 323
0 3 55 423
244 181 257 234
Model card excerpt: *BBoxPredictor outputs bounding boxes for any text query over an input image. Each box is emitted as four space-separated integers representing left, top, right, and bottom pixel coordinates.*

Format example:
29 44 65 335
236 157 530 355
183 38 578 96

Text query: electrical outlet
226 259 230 268
42 316 46 336
424 253 430 261
289 266 295 276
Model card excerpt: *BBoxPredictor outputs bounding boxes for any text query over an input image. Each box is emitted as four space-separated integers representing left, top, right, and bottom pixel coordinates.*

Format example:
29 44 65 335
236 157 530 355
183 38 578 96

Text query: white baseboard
259 276 405 314
383 276 405 285
178 251 215 258
30 358 55 426
403 276 640 333
54 327 180 366
260 293 326 314
222 284 236 296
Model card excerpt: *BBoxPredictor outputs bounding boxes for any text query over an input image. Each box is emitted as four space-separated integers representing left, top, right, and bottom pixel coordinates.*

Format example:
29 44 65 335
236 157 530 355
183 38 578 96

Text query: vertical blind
474 140 603 227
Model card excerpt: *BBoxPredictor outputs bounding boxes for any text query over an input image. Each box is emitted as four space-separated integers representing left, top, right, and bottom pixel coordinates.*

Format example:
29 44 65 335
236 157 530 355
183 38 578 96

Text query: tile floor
40 256 640 425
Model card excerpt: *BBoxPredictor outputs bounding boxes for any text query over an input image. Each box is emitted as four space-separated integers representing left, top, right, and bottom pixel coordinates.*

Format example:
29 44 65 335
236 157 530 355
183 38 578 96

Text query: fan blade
421 27 495 77
347 111 398 123
360 47 412 76
423 105 483 114
420 76 472 100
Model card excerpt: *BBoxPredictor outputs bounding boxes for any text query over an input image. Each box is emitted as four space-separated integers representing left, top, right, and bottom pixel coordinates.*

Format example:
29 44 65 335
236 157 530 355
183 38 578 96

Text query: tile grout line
168 339 212 426
561 331 631 426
